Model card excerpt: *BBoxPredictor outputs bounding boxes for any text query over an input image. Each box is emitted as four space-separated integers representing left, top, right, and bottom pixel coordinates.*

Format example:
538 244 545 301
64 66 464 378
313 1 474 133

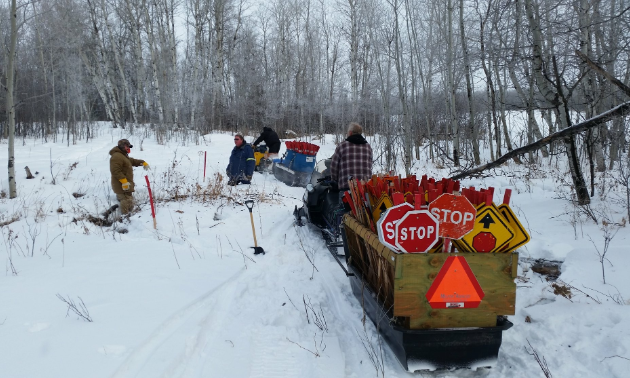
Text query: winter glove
143 162 150 171
246 175 252 181
120 178 131 191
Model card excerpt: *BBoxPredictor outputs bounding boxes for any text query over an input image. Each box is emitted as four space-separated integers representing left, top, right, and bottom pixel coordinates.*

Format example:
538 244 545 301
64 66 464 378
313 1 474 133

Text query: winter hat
118 139 133 149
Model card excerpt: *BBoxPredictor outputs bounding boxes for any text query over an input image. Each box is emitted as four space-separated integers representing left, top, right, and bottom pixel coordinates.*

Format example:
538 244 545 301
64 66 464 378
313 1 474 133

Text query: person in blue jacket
226 133 255 185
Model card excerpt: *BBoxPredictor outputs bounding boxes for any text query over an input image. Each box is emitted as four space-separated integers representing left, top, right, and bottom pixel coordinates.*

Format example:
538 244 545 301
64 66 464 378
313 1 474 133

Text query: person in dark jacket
253 127 281 155
331 122 373 191
227 134 255 185
109 139 150 215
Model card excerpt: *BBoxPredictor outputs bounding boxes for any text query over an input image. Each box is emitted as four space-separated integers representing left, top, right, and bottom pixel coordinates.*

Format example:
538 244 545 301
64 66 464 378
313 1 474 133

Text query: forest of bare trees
2 0 630 200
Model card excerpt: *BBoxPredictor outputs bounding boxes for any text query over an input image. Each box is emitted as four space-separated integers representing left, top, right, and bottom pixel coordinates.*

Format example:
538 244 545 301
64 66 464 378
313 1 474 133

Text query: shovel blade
251 246 266 255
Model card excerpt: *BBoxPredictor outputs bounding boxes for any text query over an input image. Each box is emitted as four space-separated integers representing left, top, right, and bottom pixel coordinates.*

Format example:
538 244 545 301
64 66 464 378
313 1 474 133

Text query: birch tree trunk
493 52 522 164
212 0 226 130
188 0 207 132
145 2 165 127
85 0 123 128
446 0 459 166
165 0 180 126
126 0 147 122
459 0 479 164
6 0 18 198
80 51 116 124
103 0 138 126
577 0 605 172
505 0 548 159
32 1 50 140
348 0 360 117
480 8 501 157
368 8 394 172
391 0 412 174
525 0 590 205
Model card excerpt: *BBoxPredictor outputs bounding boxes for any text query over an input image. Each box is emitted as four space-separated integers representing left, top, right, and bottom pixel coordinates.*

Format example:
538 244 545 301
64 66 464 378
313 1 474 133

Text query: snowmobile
253 144 273 172
294 159 353 276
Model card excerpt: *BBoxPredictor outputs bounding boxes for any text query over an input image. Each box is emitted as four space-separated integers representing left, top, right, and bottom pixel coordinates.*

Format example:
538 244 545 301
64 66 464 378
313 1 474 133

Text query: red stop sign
376 203 414 251
395 210 440 253
428 193 477 240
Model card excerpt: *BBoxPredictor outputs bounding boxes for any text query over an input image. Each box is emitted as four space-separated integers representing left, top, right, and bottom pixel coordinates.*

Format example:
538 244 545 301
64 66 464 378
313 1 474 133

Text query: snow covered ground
1 125 629 378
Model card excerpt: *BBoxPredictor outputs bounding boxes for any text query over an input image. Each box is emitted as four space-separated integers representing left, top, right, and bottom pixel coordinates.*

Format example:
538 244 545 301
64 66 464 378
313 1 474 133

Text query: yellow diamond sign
457 205 515 253
372 193 393 222
497 204 530 253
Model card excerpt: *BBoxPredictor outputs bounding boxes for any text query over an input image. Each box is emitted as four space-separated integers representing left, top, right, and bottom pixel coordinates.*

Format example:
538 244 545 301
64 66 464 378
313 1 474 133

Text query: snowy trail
110 268 246 378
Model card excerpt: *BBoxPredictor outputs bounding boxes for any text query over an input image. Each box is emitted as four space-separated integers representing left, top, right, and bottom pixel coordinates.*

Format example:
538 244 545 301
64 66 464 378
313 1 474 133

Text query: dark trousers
268 142 281 153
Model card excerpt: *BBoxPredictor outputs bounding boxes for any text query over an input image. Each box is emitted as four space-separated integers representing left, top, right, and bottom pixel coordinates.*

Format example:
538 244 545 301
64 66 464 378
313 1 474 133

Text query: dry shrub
62 162 79 180
34 201 49 222
0 214 21 227
552 283 572 300
156 172 233 204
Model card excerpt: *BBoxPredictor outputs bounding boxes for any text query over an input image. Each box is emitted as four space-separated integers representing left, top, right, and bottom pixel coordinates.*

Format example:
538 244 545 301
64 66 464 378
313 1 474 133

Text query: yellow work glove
119 178 131 191
143 162 150 171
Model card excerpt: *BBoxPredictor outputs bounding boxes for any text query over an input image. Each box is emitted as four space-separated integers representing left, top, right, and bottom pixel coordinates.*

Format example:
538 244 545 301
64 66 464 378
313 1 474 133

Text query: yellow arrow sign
455 205 515 253
372 193 393 222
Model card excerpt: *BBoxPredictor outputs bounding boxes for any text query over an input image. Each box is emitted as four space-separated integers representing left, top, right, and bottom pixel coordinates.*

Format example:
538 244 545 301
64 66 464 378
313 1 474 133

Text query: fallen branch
601 355 630 363
286 337 320 357
56 294 93 322
526 339 553 378
576 50 630 97
452 55 630 181
451 101 630 180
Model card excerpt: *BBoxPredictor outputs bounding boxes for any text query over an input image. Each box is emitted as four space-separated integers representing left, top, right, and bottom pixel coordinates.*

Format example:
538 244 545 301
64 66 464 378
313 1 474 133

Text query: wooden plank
344 214 397 266
393 253 516 329
512 252 519 279
409 309 498 329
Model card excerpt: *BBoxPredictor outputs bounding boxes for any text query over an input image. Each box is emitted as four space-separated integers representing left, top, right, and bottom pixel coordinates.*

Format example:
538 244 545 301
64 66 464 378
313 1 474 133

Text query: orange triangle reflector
425 256 484 309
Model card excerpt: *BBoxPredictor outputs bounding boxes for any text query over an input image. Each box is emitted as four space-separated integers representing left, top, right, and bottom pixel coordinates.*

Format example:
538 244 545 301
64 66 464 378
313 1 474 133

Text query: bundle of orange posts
344 175 461 224
343 176 530 254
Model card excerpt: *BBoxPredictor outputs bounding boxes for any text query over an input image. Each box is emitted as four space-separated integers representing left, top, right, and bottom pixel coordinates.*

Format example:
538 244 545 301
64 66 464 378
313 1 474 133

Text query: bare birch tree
6 0 18 198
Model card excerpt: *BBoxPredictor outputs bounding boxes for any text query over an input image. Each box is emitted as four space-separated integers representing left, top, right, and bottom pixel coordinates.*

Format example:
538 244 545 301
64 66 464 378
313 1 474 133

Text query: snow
1 125 629 377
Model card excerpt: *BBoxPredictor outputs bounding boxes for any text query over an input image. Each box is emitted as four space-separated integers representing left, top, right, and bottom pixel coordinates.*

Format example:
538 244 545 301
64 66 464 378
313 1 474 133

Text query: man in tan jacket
109 139 150 215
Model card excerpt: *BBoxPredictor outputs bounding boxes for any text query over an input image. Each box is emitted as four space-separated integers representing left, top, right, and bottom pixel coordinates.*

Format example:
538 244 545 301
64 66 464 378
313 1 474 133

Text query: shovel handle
245 200 254 212
249 212 258 247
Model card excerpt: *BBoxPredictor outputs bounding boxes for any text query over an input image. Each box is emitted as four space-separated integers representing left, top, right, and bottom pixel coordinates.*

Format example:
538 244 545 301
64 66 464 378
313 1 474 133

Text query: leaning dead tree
451 102 630 181
451 52 630 183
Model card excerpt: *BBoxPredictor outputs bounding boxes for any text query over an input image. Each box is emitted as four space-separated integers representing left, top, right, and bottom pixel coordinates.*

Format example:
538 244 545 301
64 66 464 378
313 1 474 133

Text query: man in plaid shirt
331 122 373 191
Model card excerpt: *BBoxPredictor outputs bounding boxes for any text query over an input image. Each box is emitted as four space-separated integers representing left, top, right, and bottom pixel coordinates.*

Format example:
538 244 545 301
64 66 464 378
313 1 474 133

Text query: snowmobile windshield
309 159 331 185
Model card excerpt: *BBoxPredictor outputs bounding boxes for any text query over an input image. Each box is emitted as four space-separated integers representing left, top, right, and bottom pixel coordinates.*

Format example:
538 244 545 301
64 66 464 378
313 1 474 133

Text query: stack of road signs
453 188 530 254
347 176 461 246
345 173 530 254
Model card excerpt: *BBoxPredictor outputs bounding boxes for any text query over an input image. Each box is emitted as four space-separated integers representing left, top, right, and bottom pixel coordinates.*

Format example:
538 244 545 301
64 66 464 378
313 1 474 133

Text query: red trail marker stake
145 175 157 229
203 151 207 182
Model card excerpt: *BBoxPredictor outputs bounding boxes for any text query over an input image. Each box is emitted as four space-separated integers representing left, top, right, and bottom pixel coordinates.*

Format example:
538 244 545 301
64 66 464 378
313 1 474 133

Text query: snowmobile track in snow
110 268 245 378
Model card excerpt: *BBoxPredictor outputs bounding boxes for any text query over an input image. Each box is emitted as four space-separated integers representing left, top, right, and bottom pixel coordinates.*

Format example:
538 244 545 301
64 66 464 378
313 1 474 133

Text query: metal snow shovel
245 200 265 255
